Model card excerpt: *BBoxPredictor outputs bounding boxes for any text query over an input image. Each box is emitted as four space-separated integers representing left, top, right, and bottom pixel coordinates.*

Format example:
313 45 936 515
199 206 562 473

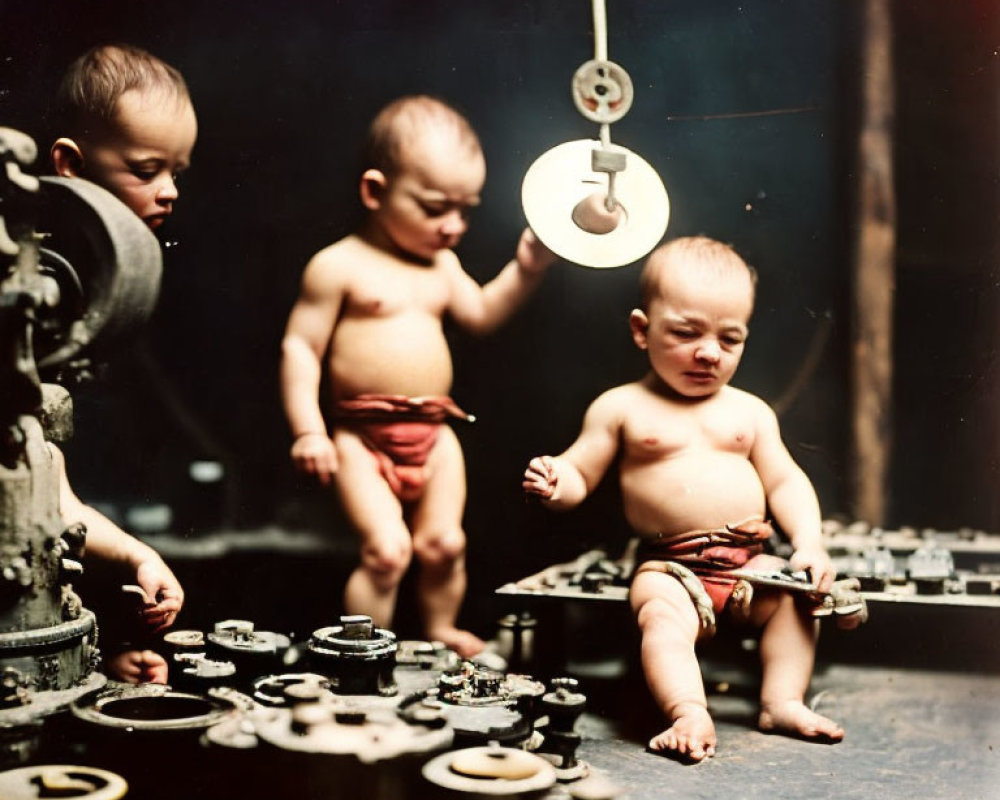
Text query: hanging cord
592 0 619 211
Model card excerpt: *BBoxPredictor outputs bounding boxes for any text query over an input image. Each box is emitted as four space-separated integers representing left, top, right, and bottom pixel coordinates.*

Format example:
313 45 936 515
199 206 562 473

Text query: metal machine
0 127 162 764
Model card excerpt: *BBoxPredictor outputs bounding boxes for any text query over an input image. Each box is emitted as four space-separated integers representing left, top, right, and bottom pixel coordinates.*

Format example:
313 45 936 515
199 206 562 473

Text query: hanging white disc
521 139 669 269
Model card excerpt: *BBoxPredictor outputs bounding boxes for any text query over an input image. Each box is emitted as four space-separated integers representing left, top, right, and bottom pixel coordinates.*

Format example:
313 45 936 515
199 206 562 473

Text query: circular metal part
251 672 332 707
571 59 634 123
173 654 237 693
0 764 128 800
0 609 100 704
522 139 669 269
163 629 206 652
33 176 162 371
308 616 398 696
205 621 291 690
422 745 557 795
207 626 290 656
254 701 453 763
71 685 238 732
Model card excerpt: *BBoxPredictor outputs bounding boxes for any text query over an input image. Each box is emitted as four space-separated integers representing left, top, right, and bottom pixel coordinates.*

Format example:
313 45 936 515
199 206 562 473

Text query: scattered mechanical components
536 677 589 781
0 764 128 800
253 697 453 763
308 615 398 696
71 684 239 733
435 665 545 711
206 619 291 687
422 741 557 795
409 663 545 747
504 547 633 600
172 652 237 693
822 520 1000 604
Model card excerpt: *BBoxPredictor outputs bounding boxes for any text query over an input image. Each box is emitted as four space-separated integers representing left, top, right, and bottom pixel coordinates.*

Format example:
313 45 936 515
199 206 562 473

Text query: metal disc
522 139 669 269
0 765 127 800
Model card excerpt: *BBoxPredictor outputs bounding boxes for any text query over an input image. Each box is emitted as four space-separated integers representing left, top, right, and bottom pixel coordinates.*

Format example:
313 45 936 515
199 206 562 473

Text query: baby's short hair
364 95 482 176
639 236 758 310
53 43 189 138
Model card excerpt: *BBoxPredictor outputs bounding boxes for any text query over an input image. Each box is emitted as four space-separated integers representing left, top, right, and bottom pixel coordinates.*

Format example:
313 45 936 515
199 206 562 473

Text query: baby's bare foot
429 626 484 659
758 699 844 742
648 703 716 762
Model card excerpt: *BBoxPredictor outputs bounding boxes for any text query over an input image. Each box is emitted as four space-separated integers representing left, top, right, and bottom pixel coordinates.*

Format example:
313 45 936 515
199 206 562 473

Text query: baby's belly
620 451 767 538
330 315 453 398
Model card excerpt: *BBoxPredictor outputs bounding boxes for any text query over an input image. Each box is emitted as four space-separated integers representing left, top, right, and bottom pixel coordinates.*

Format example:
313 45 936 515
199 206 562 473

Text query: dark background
1 1 997 634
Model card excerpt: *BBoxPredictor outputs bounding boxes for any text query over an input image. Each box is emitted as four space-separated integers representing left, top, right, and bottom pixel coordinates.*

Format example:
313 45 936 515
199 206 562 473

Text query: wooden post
851 0 896 525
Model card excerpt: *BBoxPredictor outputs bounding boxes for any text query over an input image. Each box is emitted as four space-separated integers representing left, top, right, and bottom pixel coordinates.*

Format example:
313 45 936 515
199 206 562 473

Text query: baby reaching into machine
523 236 846 761
47 43 196 682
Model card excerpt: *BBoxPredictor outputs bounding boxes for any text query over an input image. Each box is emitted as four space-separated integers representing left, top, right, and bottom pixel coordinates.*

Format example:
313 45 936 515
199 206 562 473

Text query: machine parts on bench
534 677 589 781
404 661 547 747
308 615 398 696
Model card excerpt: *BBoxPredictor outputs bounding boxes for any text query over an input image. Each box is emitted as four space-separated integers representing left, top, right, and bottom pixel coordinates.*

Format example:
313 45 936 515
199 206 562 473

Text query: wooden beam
851 0 897 524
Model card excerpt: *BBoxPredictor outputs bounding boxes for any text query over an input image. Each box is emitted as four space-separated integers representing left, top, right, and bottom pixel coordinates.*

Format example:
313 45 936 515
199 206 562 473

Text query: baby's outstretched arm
446 227 556 335
749 400 834 592
52 445 184 631
523 389 622 510
280 251 346 485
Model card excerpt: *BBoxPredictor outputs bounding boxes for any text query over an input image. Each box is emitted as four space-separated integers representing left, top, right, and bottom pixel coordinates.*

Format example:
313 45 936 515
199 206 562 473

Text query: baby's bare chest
622 406 755 461
344 265 450 317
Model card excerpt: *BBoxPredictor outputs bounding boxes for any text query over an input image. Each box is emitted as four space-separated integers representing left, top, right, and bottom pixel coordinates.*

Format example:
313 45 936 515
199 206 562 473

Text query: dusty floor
571 662 999 800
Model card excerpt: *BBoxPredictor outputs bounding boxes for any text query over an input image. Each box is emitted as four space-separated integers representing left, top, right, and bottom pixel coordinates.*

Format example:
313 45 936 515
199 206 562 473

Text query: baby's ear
359 168 387 210
50 138 84 177
629 309 650 350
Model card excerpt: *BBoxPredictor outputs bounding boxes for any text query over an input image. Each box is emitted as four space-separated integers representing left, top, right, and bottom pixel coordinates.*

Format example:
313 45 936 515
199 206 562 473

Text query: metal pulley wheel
33 176 162 372
571 59 634 123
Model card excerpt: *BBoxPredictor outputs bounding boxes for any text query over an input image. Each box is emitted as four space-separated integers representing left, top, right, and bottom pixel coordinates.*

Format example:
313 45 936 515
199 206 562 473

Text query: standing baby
282 95 556 657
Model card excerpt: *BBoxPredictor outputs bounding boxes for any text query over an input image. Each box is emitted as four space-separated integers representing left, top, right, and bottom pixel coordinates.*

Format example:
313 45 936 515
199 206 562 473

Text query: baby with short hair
47 43 196 682
281 95 556 657
524 236 843 760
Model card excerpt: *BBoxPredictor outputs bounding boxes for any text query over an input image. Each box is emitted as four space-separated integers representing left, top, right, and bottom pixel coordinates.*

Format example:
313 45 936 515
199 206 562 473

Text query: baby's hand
523 455 558 500
516 228 557 275
291 432 338 485
135 558 184 632
789 545 836 594
106 649 168 684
